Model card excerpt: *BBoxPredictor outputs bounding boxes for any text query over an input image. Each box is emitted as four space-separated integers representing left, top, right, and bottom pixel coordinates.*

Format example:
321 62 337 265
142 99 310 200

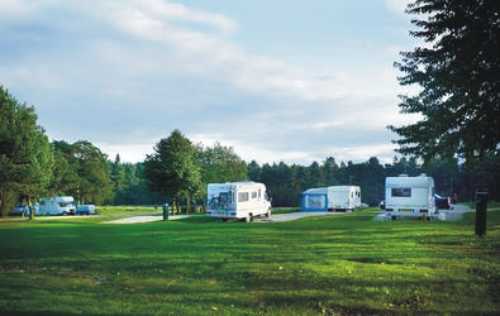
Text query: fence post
475 191 488 237
163 202 169 221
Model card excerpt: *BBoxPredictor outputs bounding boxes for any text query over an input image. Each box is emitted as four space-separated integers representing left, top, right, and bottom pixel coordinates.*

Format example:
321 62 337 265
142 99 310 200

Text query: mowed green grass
0 206 499 315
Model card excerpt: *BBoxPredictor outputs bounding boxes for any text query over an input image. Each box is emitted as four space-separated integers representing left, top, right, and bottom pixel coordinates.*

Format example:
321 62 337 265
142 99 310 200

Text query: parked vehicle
76 204 97 215
207 182 271 222
37 196 76 216
384 174 436 216
10 204 29 216
434 194 451 210
301 186 362 212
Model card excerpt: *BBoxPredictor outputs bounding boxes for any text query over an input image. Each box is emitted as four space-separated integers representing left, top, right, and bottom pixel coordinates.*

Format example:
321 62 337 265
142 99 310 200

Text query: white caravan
330 186 362 211
37 196 76 216
207 182 271 222
384 174 435 216
302 186 362 212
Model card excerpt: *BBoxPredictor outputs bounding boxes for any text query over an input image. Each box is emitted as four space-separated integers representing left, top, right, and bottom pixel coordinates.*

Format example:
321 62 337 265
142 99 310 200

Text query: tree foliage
391 0 500 161
52 140 112 204
196 142 247 199
144 130 201 211
0 86 53 216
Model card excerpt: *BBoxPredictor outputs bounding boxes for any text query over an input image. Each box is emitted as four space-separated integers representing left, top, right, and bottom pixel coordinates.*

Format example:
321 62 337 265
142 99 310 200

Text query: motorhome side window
238 192 249 202
392 188 411 197
251 192 258 199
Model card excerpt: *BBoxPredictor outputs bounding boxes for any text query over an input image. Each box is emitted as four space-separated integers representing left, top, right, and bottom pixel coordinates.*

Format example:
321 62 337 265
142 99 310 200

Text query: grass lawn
0 205 499 315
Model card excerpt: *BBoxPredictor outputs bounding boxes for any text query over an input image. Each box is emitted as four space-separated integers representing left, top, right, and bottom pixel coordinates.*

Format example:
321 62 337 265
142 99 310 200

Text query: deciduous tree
144 130 201 212
0 86 53 217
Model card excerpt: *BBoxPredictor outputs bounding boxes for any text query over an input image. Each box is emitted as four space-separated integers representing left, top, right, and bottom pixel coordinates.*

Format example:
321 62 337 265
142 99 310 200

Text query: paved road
436 204 472 221
105 211 342 224
105 215 191 224
255 211 343 223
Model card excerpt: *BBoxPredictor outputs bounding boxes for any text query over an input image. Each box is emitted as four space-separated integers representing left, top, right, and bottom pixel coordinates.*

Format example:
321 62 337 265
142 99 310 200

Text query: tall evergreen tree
391 0 500 162
110 154 126 195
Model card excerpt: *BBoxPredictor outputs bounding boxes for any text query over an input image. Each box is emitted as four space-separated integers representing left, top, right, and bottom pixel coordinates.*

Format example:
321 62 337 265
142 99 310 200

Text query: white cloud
0 0 416 164
97 143 153 162
384 0 412 15
0 0 40 18
132 0 238 34
103 0 399 102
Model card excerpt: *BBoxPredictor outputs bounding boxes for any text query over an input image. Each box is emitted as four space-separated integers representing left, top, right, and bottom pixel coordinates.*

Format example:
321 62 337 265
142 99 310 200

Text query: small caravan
301 186 362 212
207 182 271 222
384 174 435 216
37 196 76 216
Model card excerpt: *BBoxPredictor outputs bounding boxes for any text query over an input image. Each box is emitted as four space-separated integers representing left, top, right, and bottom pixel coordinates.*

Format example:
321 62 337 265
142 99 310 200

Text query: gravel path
106 211 342 225
255 211 343 223
105 215 191 224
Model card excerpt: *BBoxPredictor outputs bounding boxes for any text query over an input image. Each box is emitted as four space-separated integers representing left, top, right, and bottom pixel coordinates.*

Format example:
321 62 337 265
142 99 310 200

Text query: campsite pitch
0 206 499 315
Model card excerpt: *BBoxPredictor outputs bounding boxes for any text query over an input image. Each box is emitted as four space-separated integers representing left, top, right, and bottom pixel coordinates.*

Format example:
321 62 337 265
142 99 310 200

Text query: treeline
1 86 499 217
109 149 500 208
248 156 500 207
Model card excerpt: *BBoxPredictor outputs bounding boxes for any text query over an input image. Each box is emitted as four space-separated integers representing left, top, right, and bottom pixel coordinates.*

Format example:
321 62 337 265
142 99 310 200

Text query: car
75 204 97 215
10 205 29 216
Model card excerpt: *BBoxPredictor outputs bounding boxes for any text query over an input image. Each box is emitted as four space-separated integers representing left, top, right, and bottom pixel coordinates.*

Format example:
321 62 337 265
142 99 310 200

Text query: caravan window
392 188 411 197
251 192 258 199
238 192 249 202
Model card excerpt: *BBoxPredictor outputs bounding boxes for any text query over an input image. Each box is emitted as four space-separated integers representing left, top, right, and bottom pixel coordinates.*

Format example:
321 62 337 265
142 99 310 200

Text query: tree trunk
172 199 178 215
28 196 34 220
186 192 191 215
0 191 4 217
0 191 16 217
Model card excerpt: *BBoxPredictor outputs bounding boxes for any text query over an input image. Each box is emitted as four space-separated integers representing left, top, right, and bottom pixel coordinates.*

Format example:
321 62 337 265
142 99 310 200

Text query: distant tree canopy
0 86 54 217
52 140 112 204
392 0 500 162
196 142 247 198
144 130 201 212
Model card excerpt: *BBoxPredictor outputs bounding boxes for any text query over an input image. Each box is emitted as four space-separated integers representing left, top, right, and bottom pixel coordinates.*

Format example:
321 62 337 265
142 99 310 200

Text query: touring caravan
301 186 362 212
207 182 271 222
37 196 76 216
384 174 435 216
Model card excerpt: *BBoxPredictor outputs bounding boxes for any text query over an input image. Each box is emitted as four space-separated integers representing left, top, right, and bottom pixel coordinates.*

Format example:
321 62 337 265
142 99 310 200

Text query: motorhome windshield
58 202 74 207
208 191 234 211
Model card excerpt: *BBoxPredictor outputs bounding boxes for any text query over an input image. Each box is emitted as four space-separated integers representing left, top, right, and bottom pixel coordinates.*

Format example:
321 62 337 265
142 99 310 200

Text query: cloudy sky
0 0 419 164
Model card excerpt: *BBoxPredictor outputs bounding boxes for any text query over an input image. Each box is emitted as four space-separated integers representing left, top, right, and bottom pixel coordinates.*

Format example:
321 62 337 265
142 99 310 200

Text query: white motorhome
384 174 435 216
302 186 362 212
207 182 271 222
37 196 76 216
